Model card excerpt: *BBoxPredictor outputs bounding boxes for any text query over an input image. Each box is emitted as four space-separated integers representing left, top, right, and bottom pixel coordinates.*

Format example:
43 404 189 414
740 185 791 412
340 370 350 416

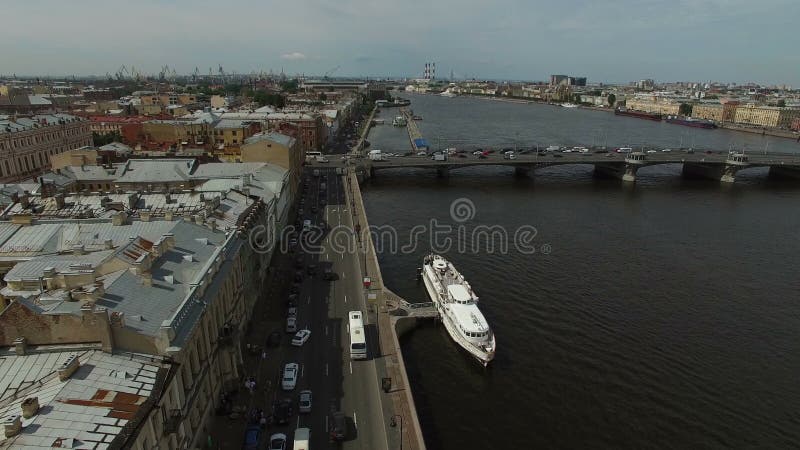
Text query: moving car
292 329 311 346
293 428 310 450
281 363 299 391
298 390 312 413
330 411 346 442
269 433 287 450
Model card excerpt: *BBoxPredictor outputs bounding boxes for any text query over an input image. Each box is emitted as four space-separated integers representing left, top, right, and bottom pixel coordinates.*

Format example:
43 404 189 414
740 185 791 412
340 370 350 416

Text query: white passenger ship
421 254 496 366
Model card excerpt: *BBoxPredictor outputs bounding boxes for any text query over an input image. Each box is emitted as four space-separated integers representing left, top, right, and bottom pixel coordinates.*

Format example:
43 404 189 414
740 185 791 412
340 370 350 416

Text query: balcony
163 409 182 434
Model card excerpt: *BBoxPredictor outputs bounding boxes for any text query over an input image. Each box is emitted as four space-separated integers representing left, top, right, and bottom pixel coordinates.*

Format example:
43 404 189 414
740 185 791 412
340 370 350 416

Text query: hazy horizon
3 0 798 87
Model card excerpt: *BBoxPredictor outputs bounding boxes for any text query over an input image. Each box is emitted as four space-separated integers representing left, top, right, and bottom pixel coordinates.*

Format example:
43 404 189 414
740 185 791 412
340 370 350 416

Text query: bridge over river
329 150 800 184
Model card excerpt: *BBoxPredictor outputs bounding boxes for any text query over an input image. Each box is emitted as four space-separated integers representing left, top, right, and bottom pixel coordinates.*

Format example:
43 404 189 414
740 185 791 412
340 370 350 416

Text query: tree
607 93 616 107
279 79 299 94
92 131 121 146
777 99 786 107
679 103 693 116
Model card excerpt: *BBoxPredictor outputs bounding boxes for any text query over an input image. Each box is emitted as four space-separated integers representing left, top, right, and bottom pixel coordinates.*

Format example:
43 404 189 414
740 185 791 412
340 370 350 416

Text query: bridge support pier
593 163 638 182
769 165 800 180
514 166 531 177
436 167 450 178
682 163 738 183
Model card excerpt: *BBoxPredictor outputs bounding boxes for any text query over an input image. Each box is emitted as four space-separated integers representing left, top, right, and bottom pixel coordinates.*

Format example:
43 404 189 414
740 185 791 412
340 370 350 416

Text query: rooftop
0 348 169 449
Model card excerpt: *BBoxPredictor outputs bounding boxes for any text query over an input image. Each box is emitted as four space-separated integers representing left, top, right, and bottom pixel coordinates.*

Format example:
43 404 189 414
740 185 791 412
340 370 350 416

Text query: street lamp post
390 414 404 450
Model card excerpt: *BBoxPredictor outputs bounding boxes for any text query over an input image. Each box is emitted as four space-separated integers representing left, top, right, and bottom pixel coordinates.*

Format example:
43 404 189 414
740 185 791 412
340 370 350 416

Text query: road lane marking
353 411 358 430
341 253 344 260
325 363 329 376
325 417 329 432
344 295 347 304
349 361 353 374
297 415 300 428
342 272 345 279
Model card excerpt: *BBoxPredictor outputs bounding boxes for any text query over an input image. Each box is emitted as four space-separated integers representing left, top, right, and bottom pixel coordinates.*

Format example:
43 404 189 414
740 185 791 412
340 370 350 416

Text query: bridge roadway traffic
324 150 800 183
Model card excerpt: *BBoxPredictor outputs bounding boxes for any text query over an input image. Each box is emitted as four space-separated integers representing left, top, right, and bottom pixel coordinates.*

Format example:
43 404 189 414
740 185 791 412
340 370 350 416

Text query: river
362 93 800 449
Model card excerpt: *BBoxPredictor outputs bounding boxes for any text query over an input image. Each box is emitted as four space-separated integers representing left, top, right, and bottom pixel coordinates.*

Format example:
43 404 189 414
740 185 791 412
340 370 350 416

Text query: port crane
323 66 340 80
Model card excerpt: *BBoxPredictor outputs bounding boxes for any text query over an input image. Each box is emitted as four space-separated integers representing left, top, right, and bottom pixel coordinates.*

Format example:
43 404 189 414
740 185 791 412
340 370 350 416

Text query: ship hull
665 118 717 129
614 109 663 121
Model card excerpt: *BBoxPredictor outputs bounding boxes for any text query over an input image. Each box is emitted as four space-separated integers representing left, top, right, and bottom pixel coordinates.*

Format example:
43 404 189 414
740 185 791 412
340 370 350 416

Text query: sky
2 0 798 86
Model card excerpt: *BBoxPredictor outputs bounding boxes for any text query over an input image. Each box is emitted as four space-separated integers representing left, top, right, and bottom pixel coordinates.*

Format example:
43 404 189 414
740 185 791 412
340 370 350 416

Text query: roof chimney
57 354 80 381
111 211 127 226
71 244 85 255
104 239 114 250
13 337 27 356
164 210 174 221
54 193 65 209
2 415 21 438
21 397 39 419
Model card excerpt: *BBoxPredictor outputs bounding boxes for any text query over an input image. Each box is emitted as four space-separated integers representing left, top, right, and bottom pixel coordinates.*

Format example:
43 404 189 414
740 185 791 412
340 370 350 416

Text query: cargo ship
665 116 718 129
614 108 662 121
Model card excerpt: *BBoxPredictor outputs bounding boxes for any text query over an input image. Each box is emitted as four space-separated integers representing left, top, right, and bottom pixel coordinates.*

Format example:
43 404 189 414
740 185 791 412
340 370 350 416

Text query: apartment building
626 96 681 115
0 160 290 449
733 104 800 128
0 114 91 182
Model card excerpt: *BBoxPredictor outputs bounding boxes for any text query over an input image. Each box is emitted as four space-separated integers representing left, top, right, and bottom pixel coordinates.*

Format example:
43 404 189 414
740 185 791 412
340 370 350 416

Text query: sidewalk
206 251 292 449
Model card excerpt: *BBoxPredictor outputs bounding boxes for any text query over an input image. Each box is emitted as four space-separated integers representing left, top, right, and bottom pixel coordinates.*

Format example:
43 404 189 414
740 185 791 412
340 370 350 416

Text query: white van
293 428 310 450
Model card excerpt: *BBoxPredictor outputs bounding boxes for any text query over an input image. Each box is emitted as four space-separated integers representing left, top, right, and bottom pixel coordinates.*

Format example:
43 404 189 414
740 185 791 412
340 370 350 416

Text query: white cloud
281 52 307 61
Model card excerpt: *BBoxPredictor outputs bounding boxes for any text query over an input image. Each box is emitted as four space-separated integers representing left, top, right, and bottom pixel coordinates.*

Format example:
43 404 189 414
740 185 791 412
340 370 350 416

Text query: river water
362 93 800 449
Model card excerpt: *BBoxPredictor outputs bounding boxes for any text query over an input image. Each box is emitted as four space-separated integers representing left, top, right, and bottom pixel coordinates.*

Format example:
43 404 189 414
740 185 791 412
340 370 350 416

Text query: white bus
305 151 322 162
348 311 367 360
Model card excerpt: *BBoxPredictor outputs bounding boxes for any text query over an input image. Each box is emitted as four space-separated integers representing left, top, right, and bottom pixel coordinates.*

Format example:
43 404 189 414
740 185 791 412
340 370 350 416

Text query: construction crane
116 65 129 80
323 65 340 80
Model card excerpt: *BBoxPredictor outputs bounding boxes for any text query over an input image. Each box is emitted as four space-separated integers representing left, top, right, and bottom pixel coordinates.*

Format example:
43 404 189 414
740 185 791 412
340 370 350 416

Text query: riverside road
210 167 390 450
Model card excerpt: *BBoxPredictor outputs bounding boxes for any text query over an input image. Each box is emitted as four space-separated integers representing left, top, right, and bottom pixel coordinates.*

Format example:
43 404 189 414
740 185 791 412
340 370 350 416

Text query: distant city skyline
3 0 799 86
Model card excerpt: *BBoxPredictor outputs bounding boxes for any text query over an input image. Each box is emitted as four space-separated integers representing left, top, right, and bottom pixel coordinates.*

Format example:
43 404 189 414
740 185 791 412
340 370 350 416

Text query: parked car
292 329 311 347
298 390 312 414
242 425 261 450
272 399 293 425
268 433 287 450
287 306 297 317
323 267 336 281
661 148 672 152
307 264 318 276
285 317 297 333
281 363 299 390
478 154 488 159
